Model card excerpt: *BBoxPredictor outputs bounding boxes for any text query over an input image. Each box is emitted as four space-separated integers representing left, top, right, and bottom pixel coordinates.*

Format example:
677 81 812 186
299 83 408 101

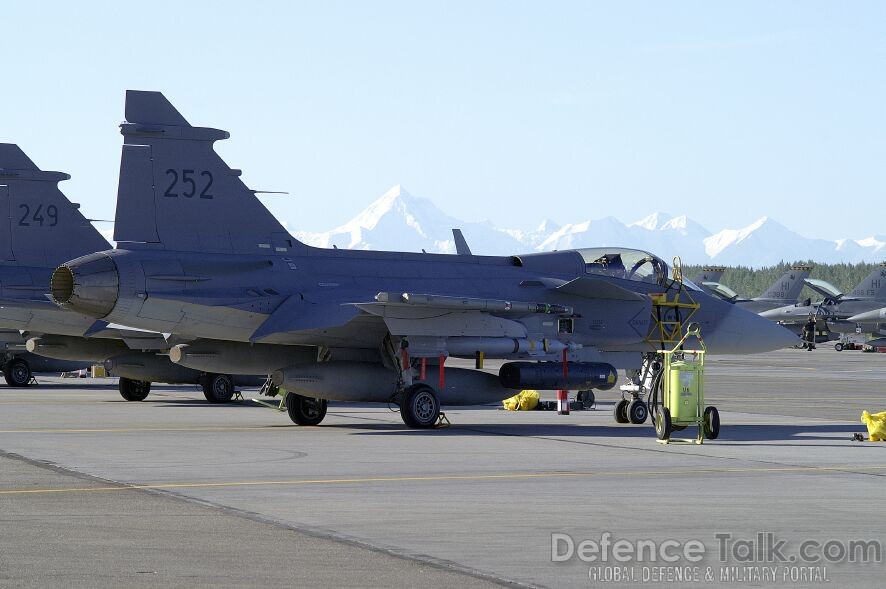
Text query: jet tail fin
849 264 886 299
114 91 298 255
0 144 110 267
0 144 39 170
692 266 725 285
452 228 472 255
757 265 812 302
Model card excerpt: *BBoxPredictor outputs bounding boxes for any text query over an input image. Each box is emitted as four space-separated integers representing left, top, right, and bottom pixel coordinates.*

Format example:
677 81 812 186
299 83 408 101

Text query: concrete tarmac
1 344 884 588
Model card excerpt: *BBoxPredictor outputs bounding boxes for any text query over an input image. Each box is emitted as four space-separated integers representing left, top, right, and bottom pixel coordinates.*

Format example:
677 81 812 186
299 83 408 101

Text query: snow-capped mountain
294 185 523 254
702 217 843 265
502 219 561 249
293 185 886 267
531 211 712 263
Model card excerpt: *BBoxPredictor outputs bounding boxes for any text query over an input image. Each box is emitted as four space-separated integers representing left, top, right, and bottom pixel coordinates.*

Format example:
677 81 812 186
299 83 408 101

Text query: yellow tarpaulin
502 390 540 411
861 410 886 441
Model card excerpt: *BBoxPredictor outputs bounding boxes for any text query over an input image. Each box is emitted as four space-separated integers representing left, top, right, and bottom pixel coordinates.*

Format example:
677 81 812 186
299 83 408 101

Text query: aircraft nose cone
758 308 782 319
759 306 801 320
848 308 886 323
704 305 800 354
51 252 119 318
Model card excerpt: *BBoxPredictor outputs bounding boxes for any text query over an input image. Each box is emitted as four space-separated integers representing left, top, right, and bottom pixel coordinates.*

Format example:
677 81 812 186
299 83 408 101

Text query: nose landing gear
627 398 648 424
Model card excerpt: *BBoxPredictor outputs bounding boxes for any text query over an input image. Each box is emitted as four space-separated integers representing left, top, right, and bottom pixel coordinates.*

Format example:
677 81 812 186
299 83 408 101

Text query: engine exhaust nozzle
51 252 120 318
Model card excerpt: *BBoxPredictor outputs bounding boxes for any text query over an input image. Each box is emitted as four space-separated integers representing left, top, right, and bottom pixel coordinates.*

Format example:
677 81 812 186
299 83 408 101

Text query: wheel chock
252 397 286 412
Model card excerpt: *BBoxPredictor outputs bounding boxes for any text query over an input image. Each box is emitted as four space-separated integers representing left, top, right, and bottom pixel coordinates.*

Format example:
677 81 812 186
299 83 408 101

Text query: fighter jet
692 267 725 285
691 266 725 296
0 145 108 385
50 91 797 428
761 265 886 337
845 306 886 334
844 305 886 348
0 144 257 400
702 266 813 314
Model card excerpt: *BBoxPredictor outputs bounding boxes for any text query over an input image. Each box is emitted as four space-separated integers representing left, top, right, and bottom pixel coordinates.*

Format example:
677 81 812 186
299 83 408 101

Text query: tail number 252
164 169 214 199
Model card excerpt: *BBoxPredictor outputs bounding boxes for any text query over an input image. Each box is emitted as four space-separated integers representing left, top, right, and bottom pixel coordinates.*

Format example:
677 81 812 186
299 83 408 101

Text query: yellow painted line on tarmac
0 401 97 405
0 401 135 405
707 397 884 403
0 426 289 434
2 464 885 496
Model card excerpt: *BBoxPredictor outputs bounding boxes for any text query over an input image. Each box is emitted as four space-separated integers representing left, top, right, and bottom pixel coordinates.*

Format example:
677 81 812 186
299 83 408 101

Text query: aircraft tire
835 343 843 352
202 374 235 403
119 377 150 401
655 407 672 441
285 392 327 425
613 399 629 423
703 406 720 440
3 358 32 387
400 384 440 429
627 399 648 424
576 389 595 408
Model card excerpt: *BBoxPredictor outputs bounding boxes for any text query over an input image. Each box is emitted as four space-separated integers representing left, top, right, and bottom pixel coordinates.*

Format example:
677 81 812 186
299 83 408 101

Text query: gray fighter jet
691 266 725 294
691 267 725 284
0 145 108 385
761 265 886 337
50 91 797 428
691 266 726 297
0 144 257 400
845 306 886 337
702 266 813 314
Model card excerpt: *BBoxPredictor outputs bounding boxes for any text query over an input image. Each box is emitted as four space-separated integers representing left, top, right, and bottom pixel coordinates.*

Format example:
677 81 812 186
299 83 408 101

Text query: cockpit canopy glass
578 248 668 285
704 282 739 301
804 278 842 299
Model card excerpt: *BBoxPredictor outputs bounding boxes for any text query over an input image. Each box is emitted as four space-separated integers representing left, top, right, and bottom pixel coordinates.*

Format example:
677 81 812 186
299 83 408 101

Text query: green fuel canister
667 359 701 424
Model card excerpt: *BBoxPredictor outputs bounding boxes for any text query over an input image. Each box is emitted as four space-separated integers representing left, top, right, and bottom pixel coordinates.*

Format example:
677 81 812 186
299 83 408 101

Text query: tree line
682 261 883 300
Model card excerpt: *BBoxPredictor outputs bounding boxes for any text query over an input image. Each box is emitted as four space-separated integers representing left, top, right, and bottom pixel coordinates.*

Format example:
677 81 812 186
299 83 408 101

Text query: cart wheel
627 399 648 424
835 343 843 352
656 407 672 441
703 406 720 440
613 399 629 423
576 389 595 409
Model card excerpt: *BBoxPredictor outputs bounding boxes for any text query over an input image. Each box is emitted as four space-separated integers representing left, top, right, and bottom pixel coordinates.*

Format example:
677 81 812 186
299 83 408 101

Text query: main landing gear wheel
400 384 440 429
119 377 151 401
202 374 235 403
655 407 672 441
285 392 328 426
627 399 648 424
4 358 32 387
613 399 629 423
703 406 720 440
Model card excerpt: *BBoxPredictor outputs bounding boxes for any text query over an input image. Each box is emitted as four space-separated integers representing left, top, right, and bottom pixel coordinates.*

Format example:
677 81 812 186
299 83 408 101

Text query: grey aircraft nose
847 308 886 323
704 304 800 354
759 305 808 321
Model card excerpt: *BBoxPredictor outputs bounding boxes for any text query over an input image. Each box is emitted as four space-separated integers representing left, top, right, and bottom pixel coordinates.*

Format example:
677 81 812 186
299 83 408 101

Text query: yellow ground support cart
651 324 720 444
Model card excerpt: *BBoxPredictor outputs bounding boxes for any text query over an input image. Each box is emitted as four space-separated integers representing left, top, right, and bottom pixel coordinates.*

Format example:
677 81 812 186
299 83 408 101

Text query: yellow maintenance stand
653 324 720 444
645 257 700 349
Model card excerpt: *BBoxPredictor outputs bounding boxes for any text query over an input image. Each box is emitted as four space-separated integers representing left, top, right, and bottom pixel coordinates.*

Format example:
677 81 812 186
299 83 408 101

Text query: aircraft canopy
578 248 668 285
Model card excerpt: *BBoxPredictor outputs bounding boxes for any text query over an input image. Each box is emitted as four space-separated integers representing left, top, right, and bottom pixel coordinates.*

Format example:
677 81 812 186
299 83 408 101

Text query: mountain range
288 185 885 266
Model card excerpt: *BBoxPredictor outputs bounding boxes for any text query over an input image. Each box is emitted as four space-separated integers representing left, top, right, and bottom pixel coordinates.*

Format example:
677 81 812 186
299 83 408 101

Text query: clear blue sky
2 1 883 239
